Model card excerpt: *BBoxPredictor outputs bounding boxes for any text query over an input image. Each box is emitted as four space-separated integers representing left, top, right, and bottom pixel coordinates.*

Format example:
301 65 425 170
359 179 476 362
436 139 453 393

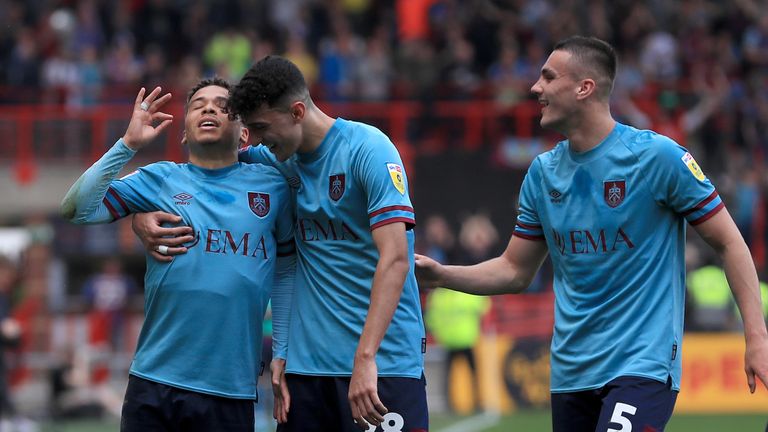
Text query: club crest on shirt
681 152 706 181
604 180 626 208
329 173 346 201
387 163 405 195
248 192 270 218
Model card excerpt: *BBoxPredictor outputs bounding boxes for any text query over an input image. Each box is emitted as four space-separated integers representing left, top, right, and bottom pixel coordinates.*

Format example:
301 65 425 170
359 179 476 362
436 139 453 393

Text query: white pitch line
436 412 501 432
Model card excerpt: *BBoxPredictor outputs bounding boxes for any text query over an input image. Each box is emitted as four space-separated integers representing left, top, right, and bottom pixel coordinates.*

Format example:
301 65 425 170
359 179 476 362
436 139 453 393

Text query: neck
187 145 237 169
298 106 337 154
565 103 616 153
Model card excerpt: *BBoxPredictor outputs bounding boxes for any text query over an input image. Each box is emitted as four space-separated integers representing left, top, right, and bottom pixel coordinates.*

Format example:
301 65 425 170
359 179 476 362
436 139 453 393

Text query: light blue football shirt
68 139 295 400
240 118 425 378
514 123 723 392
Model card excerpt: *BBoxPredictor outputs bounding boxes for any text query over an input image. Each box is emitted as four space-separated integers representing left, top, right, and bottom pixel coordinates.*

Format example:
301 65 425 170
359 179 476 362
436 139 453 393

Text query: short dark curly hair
227 55 310 120
185 76 232 110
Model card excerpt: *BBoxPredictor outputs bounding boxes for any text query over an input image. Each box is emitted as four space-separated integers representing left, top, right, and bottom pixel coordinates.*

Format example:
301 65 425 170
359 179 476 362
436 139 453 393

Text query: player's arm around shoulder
238 144 275 166
416 232 548 295
694 208 768 392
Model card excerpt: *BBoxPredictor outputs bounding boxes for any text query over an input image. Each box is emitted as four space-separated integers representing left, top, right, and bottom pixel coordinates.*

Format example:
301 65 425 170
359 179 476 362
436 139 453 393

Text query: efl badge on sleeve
329 173 345 201
681 152 706 181
604 180 625 208
387 163 406 195
248 192 270 218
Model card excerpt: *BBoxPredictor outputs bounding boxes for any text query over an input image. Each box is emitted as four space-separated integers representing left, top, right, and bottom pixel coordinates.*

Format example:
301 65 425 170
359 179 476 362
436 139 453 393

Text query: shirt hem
129 371 257 400
284 369 423 379
550 372 677 393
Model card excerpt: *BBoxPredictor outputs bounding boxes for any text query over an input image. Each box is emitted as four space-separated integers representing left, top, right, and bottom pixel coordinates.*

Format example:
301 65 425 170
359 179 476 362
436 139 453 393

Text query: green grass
40 419 121 432
431 411 768 431
38 412 767 431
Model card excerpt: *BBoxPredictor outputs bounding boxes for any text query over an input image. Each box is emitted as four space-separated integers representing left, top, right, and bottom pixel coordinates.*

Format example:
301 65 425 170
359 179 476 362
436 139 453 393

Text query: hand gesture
131 212 194 262
271 358 291 423
122 86 174 150
349 356 387 429
414 254 444 288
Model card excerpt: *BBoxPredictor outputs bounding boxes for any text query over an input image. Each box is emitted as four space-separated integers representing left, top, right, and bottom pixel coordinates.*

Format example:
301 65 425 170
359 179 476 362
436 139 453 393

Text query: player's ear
290 101 306 123
181 130 187 146
239 125 249 146
576 79 596 100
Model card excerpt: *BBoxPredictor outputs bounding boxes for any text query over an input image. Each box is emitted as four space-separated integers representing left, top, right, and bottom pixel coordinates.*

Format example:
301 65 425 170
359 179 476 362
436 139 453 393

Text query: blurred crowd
0 0 765 113
3 0 768 252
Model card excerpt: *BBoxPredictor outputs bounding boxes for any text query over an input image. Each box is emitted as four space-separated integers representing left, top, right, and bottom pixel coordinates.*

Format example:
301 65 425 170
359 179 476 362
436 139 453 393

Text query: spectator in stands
420 214 457 265
317 13 364 101
357 26 394 101
203 27 252 81
48 345 122 420
0 255 21 423
103 36 143 87
687 263 737 331
283 32 319 88
742 12 768 73
5 27 41 90
425 287 489 414
456 213 500 265
489 41 534 107
81 257 136 353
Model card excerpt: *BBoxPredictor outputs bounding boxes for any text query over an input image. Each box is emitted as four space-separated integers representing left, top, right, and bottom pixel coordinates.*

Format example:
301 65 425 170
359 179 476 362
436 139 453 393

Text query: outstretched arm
60 87 173 224
694 208 768 393
416 234 549 295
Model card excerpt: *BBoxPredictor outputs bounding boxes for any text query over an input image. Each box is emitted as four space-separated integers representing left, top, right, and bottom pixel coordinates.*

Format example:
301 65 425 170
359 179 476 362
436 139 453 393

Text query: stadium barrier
448 332 768 414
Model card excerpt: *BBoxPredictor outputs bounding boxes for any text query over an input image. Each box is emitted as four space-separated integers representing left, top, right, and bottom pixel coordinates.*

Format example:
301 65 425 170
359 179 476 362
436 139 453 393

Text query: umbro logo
174 192 193 205
549 189 562 203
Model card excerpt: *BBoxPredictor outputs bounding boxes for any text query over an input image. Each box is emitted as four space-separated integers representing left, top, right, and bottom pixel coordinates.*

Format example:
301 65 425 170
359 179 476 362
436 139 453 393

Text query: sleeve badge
387 163 405 195
681 152 706 181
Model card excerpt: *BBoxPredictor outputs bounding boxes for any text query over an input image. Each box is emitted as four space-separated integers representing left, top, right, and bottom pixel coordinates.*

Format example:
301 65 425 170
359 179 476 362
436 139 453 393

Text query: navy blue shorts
277 373 428 432
551 376 678 432
121 375 256 432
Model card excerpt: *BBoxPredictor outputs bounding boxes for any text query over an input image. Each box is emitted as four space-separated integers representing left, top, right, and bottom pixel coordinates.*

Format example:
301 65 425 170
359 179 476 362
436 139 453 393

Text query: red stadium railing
0 99 548 184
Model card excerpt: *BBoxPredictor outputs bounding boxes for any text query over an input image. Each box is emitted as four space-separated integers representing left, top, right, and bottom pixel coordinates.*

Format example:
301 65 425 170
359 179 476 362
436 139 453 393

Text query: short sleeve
105 167 162 219
643 136 723 225
353 136 415 231
513 160 545 241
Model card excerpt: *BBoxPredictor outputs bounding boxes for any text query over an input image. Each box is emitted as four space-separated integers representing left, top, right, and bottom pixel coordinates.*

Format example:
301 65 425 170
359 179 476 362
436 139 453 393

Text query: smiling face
530 50 583 133
241 101 305 162
183 85 241 150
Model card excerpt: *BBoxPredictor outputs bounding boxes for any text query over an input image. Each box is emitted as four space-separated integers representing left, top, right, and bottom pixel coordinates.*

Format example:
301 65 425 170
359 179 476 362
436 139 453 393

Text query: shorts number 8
365 412 404 432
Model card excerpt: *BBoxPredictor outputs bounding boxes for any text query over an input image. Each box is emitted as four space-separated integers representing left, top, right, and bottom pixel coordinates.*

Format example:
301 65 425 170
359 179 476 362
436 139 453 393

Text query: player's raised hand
414 254 444 288
131 212 194 262
349 357 387 429
271 358 290 423
122 86 174 150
